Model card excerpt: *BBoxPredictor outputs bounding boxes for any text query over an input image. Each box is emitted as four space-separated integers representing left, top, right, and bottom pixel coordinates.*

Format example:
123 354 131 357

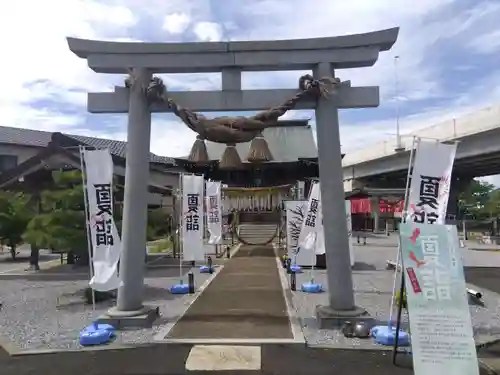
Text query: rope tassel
219 143 242 169
247 132 273 163
188 136 209 164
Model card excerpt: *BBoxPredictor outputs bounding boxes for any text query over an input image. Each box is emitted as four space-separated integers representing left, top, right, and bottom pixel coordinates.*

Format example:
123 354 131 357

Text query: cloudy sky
1 0 500 183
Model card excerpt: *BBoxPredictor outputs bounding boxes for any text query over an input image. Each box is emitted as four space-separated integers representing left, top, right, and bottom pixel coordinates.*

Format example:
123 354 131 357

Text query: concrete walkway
167 244 292 340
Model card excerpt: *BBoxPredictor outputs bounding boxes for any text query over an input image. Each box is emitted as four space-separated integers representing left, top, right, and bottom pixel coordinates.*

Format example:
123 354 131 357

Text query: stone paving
166 245 292 340
285 237 500 350
0 266 214 350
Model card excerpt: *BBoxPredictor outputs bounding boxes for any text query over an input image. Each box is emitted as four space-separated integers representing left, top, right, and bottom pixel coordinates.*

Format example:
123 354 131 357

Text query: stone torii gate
67 27 399 327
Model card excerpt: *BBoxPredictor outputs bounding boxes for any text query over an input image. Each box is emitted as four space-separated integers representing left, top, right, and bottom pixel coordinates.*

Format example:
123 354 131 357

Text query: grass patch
148 237 173 253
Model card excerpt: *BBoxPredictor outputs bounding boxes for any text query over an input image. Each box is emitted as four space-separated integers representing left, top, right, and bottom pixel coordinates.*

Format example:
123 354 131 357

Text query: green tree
23 170 88 265
147 207 173 239
458 180 495 219
485 188 500 218
0 191 34 260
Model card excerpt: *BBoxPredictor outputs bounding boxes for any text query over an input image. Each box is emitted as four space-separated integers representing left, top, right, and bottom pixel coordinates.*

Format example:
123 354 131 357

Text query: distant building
0 125 183 209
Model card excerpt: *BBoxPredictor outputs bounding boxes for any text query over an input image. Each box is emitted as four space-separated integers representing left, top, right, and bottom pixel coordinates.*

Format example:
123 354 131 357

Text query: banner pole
79 146 96 311
389 136 417 326
391 137 418 364
204 179 208 264
179 172 184 281
392 273 406 364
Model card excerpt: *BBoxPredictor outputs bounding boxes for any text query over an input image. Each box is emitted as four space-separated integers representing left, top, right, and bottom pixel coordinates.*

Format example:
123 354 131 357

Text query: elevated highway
343 104 500 190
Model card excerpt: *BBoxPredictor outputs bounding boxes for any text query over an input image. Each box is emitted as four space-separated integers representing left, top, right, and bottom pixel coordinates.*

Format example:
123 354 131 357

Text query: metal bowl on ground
353 322 371 338
342 321 354 338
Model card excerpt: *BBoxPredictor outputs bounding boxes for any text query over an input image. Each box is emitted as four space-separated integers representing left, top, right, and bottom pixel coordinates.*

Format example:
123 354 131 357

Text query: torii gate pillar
313 62 370 325
107 68 156 320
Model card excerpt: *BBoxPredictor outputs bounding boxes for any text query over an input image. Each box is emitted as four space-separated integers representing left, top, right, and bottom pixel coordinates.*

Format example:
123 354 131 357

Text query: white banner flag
286 200 314 265
205 181 222 245
297 182 321 265
182 174 205 261
315 212 326 256
300 185 355 266
82 148 122 292
407 141 457 225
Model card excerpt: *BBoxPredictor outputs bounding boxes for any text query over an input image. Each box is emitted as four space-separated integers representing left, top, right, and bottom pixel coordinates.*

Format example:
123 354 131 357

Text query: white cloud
479 175 500 187
339 71 500 153
0 0 136 133
163 12 191 34
193 22 223 42
150 118 197 157
72 116 194 158
468 29 500 54
2 0 500 184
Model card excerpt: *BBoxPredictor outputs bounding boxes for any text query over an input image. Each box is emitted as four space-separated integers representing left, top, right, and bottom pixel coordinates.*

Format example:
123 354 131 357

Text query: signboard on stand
400 223 478 375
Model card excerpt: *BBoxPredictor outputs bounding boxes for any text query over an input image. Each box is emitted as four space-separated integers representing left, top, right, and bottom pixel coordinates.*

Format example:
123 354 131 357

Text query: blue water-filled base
371 325 411 346
170 282 190 294
200 265 214 273
79 323 116 346
290 264 302 273
301 282 324 293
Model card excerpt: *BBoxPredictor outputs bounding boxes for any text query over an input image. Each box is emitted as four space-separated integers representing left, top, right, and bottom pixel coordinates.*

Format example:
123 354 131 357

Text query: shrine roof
0 125 177 166
205 122 317 163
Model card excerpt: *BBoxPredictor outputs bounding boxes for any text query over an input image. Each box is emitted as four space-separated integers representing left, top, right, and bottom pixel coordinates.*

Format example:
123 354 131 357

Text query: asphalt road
0 344 416 375
2 342 496 375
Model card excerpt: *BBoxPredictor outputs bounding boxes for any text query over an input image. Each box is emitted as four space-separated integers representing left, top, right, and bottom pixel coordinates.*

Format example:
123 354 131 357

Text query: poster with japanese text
182 174 205 261
400 223 478 375
407 141 457 225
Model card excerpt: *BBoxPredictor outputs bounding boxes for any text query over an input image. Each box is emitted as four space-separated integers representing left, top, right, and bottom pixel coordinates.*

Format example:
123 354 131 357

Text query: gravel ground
0 248 60 274
0 266 214 350
287 240 500 349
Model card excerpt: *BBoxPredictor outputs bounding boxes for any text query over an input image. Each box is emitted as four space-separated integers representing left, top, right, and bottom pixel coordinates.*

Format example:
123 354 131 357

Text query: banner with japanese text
285 200 311 264
82 148 122 292
400 223 478 375
407 141 457 224
182 174 205 261
205 181 222 245
296 182 320 266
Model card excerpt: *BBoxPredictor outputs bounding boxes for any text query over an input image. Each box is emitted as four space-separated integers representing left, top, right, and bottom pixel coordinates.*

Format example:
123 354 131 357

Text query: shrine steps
238 224 278 244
